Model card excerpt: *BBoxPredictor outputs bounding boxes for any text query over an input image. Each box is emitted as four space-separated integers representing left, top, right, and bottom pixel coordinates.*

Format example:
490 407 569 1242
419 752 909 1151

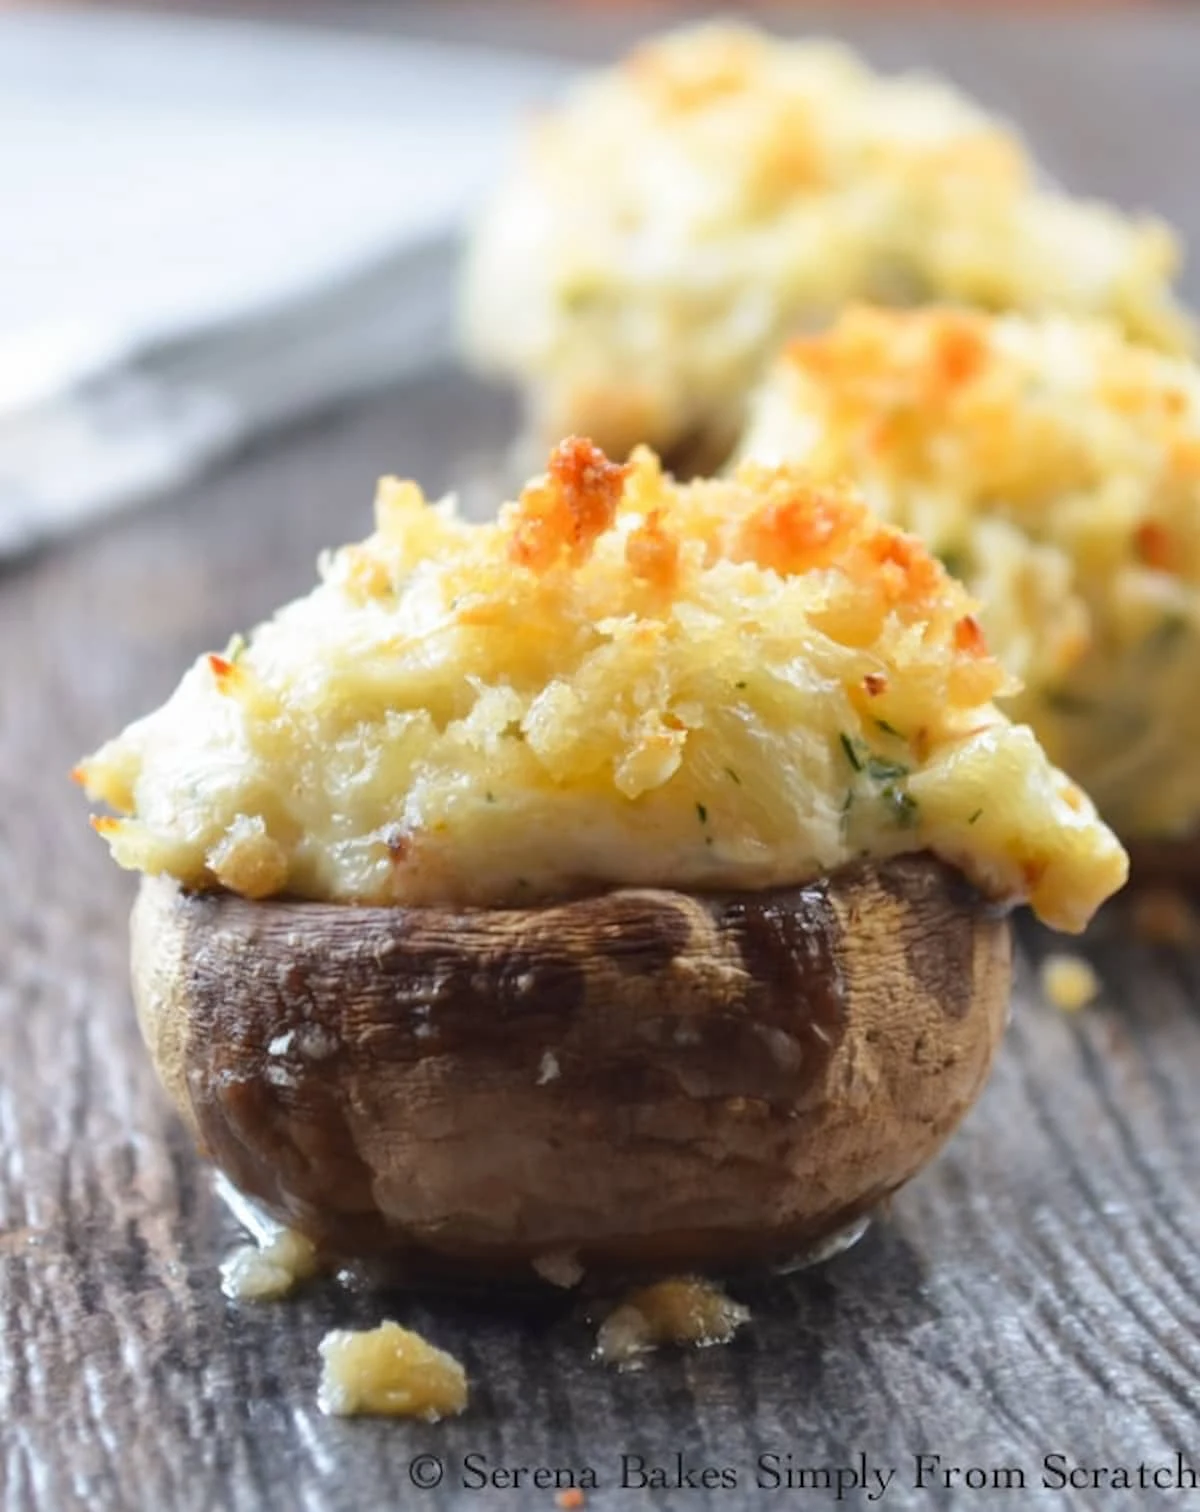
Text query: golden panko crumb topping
595 1277 750 1366
77 439 1126 931
317 1322 468 1420
738 305 1200 841
462 22 1190 460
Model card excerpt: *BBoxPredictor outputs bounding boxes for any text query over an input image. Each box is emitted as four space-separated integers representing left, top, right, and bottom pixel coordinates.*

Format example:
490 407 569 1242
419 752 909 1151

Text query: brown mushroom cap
131 854 1012 1286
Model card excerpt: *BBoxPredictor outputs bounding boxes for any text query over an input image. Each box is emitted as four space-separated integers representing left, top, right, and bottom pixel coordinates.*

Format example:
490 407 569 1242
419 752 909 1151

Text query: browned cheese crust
131 855 1011 1283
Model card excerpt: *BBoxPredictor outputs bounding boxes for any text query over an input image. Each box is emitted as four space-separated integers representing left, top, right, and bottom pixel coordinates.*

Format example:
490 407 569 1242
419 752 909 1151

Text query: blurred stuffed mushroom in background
736 305 1200 866
461 23 1192 470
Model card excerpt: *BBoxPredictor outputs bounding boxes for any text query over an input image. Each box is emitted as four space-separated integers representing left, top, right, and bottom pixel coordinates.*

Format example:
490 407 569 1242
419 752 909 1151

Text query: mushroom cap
132 854 1012 1285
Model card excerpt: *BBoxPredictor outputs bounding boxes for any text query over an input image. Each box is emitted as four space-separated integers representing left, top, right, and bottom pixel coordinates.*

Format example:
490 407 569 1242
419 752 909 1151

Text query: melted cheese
77 439 1126 932
317 1323 467 1420
461 22 1191 461
738 306 1200 841
595 1277 750 1366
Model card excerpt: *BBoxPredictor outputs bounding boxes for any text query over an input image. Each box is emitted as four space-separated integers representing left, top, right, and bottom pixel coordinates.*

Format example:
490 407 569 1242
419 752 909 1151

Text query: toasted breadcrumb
595 1277 750 1366
508 436 628 570
78 440 1126 933
1041 954 1102 1012
317 1322 467 1420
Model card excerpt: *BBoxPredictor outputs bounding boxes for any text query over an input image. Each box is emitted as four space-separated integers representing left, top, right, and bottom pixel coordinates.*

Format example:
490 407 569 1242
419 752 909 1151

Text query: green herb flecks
937 548 969 581
696 802 709 825
724 767 742 786
882 785 920 829
840 733 864 772
968 808 983 825
1146 611 1189 656
865 755 910 783
874 718 904 739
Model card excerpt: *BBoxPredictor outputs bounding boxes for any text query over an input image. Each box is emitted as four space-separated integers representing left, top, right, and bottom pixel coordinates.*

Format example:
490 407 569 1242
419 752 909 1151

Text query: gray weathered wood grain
4 8 1200 1511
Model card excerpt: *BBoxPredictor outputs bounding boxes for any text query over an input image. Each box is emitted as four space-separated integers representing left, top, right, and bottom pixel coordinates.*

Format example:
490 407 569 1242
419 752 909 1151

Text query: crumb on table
219 1226 318 1302
595 1276 750 1366
1040 953 1101 1012
532 1249 584 1289
317 1321 468 1420
556 1490 587 1510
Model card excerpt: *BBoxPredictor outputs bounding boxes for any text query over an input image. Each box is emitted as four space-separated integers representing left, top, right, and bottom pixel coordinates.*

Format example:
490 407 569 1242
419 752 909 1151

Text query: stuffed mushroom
78 440 1127 1281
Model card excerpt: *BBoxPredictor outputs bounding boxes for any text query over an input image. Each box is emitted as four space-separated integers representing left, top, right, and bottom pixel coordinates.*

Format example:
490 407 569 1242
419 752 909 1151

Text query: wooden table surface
5 8 1200 1511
